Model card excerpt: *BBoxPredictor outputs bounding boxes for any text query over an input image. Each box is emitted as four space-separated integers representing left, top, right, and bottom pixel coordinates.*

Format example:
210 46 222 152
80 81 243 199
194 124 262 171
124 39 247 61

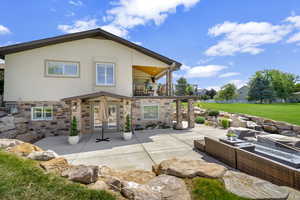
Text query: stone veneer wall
132 98 174 128
7 101 71 137
80 101 92 134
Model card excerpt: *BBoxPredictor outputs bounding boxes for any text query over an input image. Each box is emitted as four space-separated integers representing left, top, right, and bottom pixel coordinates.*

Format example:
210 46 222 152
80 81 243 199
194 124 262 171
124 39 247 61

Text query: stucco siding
4 38 169 101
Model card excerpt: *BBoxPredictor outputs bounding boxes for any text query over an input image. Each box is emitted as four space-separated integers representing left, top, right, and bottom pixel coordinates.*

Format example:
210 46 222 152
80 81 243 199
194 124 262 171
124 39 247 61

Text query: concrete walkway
35 125 227 170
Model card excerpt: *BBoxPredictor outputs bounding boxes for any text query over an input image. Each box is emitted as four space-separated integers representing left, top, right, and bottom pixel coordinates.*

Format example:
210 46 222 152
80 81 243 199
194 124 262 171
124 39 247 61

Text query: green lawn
0 151 116 200
197 103 300 126
190 178 249 200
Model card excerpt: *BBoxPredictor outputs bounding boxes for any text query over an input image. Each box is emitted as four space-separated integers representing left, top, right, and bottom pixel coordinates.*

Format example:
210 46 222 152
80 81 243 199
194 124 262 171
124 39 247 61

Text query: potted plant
122 114 132 140
226 133 237 141
68 116 80 145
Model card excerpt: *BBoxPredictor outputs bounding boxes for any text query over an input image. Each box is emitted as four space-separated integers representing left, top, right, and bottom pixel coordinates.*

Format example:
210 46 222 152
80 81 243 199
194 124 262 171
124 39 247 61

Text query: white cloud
228 79 246 89
180 64 191 71
58 19 98 33
206 86 220 91
219 72 240 78
102 0 200 37
0 25 11 35
101 24 128 37
66 11 75 17
185 65 227 78
205 21 292 56
69 0 83 6
286 16 300 44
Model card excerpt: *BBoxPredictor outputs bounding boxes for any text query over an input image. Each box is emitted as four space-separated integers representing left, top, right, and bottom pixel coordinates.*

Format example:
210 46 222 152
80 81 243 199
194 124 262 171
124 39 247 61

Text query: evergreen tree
175 77 188 96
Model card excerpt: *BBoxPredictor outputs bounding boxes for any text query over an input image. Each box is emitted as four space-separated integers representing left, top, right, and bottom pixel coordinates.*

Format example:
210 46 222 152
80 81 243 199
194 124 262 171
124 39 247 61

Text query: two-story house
0 29 195 137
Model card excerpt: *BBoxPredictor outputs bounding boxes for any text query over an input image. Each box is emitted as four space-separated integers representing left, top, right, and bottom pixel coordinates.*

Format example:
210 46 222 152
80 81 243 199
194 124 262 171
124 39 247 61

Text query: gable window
143 105 159 120
46 60 79 77
31 107 53 121
96 63 115 86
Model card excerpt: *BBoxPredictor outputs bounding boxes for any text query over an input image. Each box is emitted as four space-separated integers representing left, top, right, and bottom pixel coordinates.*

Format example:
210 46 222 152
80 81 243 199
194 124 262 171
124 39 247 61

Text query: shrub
125 114 131 132
208 110 220 117
70 116 79 136
226 133 237 137
220 118 230 129
195 117 205 124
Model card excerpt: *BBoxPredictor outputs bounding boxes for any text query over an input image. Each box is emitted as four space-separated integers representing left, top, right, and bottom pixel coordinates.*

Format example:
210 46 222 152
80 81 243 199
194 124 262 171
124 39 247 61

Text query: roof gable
0 28 181 69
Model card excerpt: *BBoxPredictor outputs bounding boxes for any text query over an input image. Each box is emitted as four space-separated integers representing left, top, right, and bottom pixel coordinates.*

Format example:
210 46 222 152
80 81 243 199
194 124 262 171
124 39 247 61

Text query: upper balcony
132 65 174 97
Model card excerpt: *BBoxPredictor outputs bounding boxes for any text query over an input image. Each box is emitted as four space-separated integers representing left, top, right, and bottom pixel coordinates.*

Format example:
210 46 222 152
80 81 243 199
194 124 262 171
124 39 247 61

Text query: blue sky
1 0 300 90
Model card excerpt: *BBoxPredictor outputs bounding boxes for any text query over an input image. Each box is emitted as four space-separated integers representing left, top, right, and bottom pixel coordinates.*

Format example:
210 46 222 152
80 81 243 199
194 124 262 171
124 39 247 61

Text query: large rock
40 157 70 174
222 171 289 200
87 180 110 191
230 115 247 128
27 150 58 161
281 186 300 200
0 116 15 132
99 166 156 184
227 127 260 139
147 175 191 200
263 125 278 133
121 181 161 200
8 142 43 156
65 165 99 184
154 158 226 178
0 139 23 149
293 125 300 134
275 121 293 131
246 121 262 131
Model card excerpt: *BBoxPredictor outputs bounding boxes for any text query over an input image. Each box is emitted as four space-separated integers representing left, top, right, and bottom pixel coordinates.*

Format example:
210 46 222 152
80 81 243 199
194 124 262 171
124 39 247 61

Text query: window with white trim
96 63 115 86
46 60 79 77
31 107 53 121
143 105 159 120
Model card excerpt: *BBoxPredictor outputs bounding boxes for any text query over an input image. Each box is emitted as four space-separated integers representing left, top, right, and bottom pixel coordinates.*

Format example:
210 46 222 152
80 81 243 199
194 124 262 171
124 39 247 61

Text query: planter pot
68 135 80 145
122 132 132 141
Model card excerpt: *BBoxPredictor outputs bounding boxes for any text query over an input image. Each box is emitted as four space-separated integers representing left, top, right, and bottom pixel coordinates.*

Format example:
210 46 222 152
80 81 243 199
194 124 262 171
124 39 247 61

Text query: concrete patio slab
35 125 227 170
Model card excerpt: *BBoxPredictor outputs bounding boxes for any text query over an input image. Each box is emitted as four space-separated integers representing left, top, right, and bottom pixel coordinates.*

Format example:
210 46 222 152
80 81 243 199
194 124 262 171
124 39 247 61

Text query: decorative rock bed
1 139 300 199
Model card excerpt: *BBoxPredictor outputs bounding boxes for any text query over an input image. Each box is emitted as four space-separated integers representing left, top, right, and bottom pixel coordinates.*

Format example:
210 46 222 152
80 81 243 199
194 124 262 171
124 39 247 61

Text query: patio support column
166 70 170 96
187 99 195 128
70 99 82 133
175 99 183 129
169 70 173 96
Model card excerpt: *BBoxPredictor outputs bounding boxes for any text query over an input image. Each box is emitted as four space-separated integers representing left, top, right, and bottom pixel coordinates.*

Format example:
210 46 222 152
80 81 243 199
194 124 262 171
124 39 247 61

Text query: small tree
215 84 237 101
175 77 188 96
124 114 131 132
70 116 79 136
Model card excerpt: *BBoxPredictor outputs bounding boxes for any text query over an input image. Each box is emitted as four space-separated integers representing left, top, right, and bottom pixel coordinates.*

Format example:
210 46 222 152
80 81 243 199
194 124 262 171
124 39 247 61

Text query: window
143 105 159 120
46 60 79 77
31 107 53 121
96 63 115 86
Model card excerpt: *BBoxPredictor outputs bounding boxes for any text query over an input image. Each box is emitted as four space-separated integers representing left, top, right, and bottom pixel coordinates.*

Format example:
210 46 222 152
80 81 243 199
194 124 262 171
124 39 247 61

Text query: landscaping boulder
154 158 226 178
230 115 247 128
121 181 161 200
249 116 264 124
275 121 293 131
27 150 58 161
8 142 43 156
257 134 300 147
222 171 289 200
281 186 300 200
293 125 300 134
0 139 23 149
246 121 262 131
65 165 99 184
279 130 297 137
99 166 156 185
40 157 70 174
147 174 191 200
87 180 110 191
227 127 259 139
263 125 278 134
